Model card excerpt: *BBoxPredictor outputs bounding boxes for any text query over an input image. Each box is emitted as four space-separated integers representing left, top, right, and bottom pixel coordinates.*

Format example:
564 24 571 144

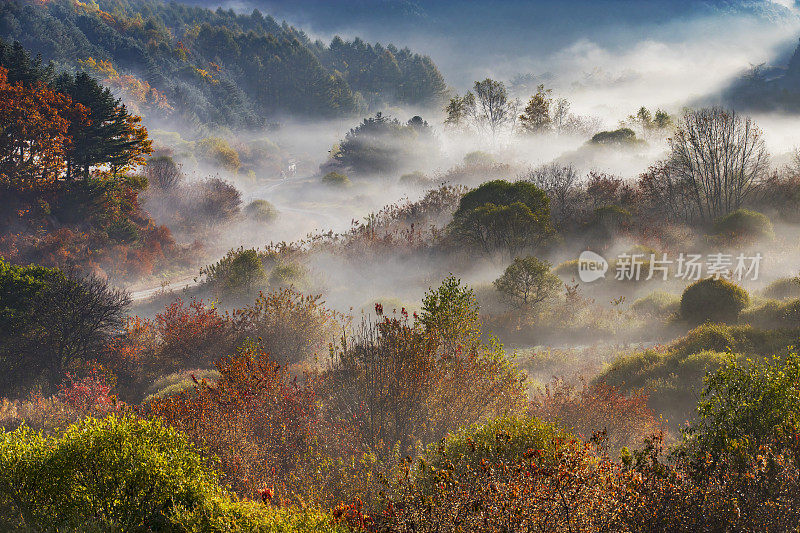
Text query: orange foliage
79 57 173 112
529 378 663 452
0 66 88 189
149 345 317 500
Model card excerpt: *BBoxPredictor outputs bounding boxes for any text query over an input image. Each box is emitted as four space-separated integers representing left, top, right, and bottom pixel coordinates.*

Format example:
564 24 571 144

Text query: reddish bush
529 379 663 452
149 345 317 501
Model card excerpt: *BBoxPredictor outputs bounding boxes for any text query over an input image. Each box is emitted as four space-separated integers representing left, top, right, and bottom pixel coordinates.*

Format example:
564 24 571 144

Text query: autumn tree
144 154 182 190
150 344 317 500
324 277 525 459
55 72 152 179
518 84 552 134
0 67 86 189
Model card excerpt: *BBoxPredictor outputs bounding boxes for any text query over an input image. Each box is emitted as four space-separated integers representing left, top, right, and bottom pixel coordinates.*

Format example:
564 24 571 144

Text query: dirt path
129 275 200 302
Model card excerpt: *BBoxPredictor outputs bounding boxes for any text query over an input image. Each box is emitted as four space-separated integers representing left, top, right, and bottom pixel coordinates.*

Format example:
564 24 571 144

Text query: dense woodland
3 1 800 532
0 0 447 129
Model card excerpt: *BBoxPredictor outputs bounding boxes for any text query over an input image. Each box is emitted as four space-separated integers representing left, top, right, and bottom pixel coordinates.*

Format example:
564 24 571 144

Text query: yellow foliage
79 57 173 112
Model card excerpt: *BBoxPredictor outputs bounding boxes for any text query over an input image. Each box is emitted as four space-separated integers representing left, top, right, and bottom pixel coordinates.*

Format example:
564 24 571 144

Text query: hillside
722 36 800 112
0 0 447 130
184 0 800 87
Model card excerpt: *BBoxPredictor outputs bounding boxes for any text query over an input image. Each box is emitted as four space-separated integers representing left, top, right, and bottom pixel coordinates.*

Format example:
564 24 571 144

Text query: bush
0 416 223 531
150 345 317 501
590 127 640 146
383 415 630 532
553 258 579 278
321 171 351 187
530 379 661 452
682 351 800 463
0 416 344 532
680 277 749 325
269 261 307 288
631 290 680 317
145 155 183 190
194 177 242 223
324 278 526 460
415 416 567 490
231 288 340 366
201 247 268 300
106 217 140 243
713 208 774 241
740 298 800 329
245 199 277 222
463 151 495 166
143 369 221 402
598 322 800 430
398 171 431 187
197 137 241 172
762 276 800 299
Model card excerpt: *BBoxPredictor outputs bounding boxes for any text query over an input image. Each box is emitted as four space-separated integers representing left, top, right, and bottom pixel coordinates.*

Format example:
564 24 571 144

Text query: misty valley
3 0 800 531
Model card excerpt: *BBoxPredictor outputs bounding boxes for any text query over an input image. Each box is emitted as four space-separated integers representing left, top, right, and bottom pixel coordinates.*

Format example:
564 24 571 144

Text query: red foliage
529 378 662 452
149 345 317 499
58 367 115 412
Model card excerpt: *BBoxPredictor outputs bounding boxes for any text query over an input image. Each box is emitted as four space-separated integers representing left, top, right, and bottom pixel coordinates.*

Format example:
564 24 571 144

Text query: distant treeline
0 0 448 129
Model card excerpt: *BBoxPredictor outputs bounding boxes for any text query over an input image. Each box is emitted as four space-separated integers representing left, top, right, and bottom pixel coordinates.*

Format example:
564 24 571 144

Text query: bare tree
524 163 579 223
552 98 571 134
469 79 513 139
0 268 130 397
653 107 769 224
144 155 183 190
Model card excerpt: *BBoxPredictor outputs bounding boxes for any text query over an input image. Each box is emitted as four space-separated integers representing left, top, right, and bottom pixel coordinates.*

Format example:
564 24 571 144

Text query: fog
126 1 800 342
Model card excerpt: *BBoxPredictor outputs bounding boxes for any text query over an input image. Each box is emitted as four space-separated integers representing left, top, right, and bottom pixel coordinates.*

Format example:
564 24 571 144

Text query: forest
3 0 800 531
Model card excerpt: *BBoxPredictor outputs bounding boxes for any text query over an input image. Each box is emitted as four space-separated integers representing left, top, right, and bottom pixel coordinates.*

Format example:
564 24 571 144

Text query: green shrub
415 416 567 492
599 322 800 429
762 277 800 300
631 290 680 317
398 170 430 186
740 298 800 329
712 209 774 241
201 247 268 300
594 205 631 226
143 369 221 402
245 199 277 222
197 137 241 172
600 348 732 429
589 128 640 146
682 351 800 462
269 262 307 288
0 416 222 531
106 217 140 243
553 258 579 278
680 277 749 325
0 416 346 532
322 171 351 187
463 151 495 166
